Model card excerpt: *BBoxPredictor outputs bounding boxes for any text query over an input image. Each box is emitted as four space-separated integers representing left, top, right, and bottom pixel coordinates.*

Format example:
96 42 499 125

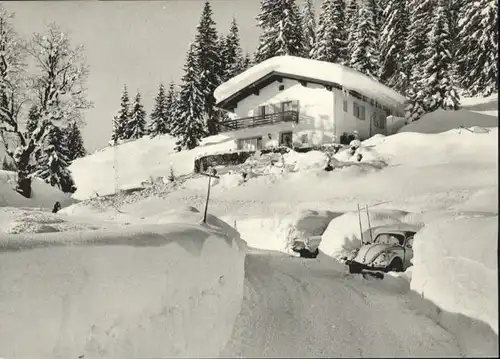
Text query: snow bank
320 208 422 260
411 215 498 333
214 55 406 108
0 170 75 209
70 134 237 200
362 127 498 166
0 212 246 359
399 95 497 134
224 209 338 254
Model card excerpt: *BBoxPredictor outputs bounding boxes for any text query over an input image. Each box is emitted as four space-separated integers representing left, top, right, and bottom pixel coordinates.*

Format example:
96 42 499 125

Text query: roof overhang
215 70 406 112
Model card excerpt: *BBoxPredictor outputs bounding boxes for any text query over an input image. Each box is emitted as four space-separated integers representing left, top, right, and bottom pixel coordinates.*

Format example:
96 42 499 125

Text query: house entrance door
279 131 293 148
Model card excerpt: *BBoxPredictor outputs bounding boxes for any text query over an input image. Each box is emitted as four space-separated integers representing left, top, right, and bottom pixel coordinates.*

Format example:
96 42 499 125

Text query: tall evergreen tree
34 125 76 193
254 0 304 63
165 82 178 134
193 1 221 136
64 121 86 161
127 92 147 139
26 105 40 134
300 0 316 58
173 43 206 150
404 0 435 121
457 0 498 96
418 0 460 114
379 0 410 94
148 83 169 137
345 0 359 60
111 85 130 142
311 0 348 64
221 18 246 82
349 0 380 78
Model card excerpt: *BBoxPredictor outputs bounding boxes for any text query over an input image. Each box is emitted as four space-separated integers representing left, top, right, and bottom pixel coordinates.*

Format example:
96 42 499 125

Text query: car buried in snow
345 225 418 274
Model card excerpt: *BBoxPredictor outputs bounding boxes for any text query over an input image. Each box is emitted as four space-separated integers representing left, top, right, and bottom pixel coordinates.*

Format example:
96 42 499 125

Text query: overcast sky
4 0 263 152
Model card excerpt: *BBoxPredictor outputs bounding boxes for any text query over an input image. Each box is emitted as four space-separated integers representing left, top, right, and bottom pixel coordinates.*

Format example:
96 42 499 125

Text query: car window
406 237 414 248
375 233 403 245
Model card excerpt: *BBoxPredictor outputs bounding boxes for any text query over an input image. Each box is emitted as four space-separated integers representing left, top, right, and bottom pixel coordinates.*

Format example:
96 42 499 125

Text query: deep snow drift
0 170 75 208
0 208 246 359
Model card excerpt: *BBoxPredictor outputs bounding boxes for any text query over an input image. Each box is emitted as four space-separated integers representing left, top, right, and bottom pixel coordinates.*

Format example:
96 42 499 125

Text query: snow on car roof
214 55 407 109
364 224 421 239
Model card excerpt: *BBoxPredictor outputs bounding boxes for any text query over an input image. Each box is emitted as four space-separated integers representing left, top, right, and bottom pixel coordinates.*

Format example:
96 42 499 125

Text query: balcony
217 110 299 132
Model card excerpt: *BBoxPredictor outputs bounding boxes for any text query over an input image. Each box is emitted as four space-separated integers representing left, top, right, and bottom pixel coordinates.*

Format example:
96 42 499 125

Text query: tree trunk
16 173 32 198
15 147 34 199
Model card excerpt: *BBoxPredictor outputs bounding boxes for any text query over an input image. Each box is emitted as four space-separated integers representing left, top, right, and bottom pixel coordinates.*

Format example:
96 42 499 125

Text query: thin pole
366 205 373 243
203 172 212 224
357 204 364 244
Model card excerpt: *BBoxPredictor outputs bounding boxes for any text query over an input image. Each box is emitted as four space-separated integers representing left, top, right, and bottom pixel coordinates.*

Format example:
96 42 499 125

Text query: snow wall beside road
0 221 246 358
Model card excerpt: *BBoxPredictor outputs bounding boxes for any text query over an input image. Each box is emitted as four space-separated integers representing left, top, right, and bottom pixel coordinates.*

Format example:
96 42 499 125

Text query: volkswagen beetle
346 225 418 274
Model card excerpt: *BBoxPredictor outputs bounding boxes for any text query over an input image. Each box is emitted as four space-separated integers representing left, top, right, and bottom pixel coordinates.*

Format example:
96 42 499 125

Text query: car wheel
348 263 361 274
387 257 403 272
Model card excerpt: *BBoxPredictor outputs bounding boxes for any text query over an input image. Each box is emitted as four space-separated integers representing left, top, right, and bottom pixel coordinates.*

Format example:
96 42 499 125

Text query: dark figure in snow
52 201 61 213
356 153 363 162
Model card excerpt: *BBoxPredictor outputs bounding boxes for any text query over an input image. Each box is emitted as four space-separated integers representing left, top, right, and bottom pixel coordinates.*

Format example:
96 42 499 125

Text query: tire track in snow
220 251 462 358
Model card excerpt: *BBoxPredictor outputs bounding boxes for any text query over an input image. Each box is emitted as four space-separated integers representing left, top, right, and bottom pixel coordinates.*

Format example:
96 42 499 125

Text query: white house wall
227 77 406 145
233 79 335 146
333 88 387 140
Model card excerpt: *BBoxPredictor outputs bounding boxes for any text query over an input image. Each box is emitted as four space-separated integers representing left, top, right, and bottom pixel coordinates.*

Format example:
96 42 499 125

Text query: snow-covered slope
0 208 246 359
399 94 498 134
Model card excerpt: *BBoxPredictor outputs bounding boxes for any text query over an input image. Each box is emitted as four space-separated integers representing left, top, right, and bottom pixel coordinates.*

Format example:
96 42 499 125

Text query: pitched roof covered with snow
214 56 407 110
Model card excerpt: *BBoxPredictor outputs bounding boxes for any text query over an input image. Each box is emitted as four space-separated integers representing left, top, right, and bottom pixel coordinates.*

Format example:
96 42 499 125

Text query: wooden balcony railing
217 110 299 132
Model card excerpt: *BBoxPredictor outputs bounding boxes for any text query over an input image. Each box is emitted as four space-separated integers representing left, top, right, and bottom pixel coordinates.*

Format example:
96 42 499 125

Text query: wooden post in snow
200 167 220 224
357 204 364 244
366 205 373 243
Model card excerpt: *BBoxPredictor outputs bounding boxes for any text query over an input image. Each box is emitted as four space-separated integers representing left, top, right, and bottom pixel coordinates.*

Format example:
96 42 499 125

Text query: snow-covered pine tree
193 1 221 136
127 92 147 140
419 0 460 112
378 0 410 94
404 0 434 121
221 18 246 82
457 0 498 96
242 52 252 70
254 0 304 63
25 105 40 134
148 83 169 138
34 124 76 193
311 0 348 64
345 0 358 60
300 0 316 58
111 85 130 142
173 43 207 150
64 121 86 161
349 0 380 78
165 82 178 134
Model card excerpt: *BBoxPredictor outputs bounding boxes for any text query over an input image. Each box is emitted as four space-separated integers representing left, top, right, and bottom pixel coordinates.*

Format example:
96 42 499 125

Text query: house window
237 136 263 151
359 105 366 121
379 113 386 129
353 102 365 120
343 100 348 112
258 105 266 117
374 112 386 129
301 133 308 144
279 84 285 91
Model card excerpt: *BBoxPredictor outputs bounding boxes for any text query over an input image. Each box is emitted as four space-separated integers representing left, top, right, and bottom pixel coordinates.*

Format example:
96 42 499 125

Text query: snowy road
221 250 462 358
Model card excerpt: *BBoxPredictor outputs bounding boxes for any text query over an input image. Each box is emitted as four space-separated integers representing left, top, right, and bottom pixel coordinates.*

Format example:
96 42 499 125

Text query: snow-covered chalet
214 56 407 150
